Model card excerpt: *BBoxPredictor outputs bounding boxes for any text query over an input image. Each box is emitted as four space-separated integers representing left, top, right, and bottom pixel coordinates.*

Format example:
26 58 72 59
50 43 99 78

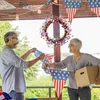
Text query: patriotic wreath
40 17 72 46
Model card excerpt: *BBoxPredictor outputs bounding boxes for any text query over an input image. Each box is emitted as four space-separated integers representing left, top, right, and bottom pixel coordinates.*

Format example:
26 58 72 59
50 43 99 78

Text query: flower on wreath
40 16 72 47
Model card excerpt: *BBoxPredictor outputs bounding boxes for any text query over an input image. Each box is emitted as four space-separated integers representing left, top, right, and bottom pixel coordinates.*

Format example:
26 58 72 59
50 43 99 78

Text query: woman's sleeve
87 54 100 66
54 57 69 70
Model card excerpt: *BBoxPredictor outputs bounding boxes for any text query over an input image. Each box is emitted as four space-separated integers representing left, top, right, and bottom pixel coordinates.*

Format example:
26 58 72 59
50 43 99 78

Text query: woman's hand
44 63 54 69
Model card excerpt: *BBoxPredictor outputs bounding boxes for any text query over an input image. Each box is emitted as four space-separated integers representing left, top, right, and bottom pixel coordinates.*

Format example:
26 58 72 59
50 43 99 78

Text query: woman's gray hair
4 31 18 43
71 38 82 50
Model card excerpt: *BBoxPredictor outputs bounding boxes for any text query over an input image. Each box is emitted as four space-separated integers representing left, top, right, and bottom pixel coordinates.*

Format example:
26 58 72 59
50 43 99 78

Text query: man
45 38 100 100
0 31 45 100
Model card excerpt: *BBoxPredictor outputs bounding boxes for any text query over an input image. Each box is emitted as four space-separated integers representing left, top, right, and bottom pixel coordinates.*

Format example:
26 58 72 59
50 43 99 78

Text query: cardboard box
0 86 2 91
75 66 99 87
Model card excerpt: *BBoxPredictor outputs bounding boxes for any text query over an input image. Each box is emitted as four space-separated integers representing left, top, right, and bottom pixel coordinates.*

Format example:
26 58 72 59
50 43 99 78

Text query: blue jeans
9 90 24 100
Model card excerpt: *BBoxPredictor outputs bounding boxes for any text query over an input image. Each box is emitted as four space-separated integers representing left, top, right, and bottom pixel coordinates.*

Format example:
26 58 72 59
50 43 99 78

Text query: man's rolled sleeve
1 48 28 69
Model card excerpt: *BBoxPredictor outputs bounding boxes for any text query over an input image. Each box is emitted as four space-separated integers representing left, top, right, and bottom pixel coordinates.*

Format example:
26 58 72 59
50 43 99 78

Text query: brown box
75 66 99 87
0 86 2 91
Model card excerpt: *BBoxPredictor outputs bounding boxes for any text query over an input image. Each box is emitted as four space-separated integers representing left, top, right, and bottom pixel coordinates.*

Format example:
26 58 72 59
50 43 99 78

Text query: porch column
52 0 62 100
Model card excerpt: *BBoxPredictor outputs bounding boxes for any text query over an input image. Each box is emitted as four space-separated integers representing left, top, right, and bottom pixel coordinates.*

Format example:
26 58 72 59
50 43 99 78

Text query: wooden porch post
52 0 62 100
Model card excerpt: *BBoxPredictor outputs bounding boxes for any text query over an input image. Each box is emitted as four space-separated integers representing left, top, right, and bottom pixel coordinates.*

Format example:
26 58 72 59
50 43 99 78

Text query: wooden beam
52 0 62 100
53 0 61 62
0 1 97 20
5 0 47 6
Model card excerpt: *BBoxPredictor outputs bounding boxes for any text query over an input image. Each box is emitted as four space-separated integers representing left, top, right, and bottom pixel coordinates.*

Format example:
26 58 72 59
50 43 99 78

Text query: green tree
0 21 40 81
0 21 12 52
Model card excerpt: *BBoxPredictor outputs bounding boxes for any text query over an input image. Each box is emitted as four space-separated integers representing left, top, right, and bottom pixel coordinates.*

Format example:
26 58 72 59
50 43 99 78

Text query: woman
45 38 100 100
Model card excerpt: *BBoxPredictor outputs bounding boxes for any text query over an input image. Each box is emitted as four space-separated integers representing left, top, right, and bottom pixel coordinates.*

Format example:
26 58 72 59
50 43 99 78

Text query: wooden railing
0 86 100 100
26 86 100 99
25 98 57 100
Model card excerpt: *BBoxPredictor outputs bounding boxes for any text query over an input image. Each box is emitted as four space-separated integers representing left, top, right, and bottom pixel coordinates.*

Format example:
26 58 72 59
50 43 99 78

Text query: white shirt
0 46 28 93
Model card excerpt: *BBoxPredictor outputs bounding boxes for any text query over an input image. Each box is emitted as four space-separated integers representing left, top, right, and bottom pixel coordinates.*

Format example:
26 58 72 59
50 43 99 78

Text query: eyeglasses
12 37 18 40
68 44 76 47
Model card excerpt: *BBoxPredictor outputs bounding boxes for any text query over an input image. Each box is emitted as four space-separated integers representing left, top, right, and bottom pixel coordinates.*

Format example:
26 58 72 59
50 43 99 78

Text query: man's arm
21 48 36 60
27 54 45 68
1 48 45 69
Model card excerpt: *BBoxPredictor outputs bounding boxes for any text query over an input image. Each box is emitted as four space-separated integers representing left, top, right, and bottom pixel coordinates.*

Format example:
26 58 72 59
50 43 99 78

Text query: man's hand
29 48 36 53
21 48 36 59
38 54 45 60
28 54 45 67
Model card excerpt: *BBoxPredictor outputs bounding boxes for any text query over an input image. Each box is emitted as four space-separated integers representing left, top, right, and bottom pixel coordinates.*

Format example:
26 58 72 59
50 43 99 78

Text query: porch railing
26 86 100 98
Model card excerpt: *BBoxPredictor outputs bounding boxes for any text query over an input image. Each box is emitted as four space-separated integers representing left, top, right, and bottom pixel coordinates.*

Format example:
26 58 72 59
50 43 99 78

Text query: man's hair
71 38 82 50
4 31 17 43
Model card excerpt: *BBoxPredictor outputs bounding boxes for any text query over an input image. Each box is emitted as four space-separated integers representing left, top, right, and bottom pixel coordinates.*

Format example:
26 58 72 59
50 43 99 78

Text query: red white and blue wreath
40 17 72 47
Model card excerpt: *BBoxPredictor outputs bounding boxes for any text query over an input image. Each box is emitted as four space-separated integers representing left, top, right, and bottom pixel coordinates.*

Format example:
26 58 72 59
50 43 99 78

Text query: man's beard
13 42 19 46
